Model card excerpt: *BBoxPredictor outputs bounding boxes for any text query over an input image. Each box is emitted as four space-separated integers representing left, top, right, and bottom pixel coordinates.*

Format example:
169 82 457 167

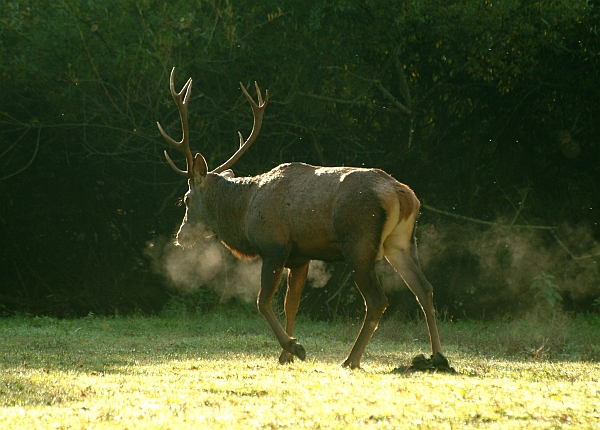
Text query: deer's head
157 68 268 246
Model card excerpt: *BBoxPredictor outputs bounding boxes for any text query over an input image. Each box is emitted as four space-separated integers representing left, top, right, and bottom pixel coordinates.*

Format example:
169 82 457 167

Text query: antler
211 82 269 174
157 67 194 179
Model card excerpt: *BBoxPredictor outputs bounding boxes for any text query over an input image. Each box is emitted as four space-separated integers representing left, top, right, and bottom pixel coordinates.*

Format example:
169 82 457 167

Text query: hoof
341 358 360 370
282 339 306 362
279 350 294 365
431 352 451 369
291 343 306 361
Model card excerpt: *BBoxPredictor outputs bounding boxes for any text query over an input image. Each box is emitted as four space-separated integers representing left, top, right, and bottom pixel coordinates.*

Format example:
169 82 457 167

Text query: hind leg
342 261 389 369
279 262 310 364
384 239 442 355
333 193 390 368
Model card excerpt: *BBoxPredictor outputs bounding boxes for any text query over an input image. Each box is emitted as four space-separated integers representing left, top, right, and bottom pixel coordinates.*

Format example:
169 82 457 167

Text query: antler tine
157 67 194 178
212 81 269 174
254 81 264 106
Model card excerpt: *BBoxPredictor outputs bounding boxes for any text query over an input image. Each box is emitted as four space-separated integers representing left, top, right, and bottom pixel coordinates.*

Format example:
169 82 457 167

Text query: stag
157 68 448 370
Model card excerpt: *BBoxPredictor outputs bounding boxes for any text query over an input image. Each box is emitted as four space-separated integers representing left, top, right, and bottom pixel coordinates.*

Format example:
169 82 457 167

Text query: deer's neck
204 174 259 259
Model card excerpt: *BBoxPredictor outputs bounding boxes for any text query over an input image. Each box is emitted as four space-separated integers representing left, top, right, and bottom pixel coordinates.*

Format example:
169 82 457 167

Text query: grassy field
1 310 599 429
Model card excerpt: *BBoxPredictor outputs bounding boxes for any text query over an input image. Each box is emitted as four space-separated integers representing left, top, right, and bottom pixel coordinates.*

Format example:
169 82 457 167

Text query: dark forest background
1 0 599 320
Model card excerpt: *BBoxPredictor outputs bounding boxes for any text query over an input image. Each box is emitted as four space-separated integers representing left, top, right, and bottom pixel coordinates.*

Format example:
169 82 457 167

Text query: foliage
530 271 563 316
0 0 598 316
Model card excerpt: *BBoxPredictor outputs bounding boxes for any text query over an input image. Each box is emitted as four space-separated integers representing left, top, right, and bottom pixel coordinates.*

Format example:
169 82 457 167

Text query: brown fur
159 72 443 369
176 162 442 368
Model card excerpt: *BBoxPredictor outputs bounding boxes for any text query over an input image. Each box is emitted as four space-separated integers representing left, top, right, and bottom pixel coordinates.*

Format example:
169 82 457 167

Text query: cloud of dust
307 260 332 288
145 236 260 302
145 219 599 314
224 258 262 302
415 220 600 313
146 236 338 301
375 260 405 292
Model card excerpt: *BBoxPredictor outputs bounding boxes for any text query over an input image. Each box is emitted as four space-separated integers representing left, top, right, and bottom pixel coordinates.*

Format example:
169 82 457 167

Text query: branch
297 92 406 115
297 92 371 105
421 203 555 230
422 204 600 261
372 80 412 115
392 46 412 108
551 232 600 261
324 66 412 115
0 126 40 181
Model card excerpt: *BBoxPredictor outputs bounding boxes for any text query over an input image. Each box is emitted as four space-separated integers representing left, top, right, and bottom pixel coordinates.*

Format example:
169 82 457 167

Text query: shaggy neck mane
204 174 259 259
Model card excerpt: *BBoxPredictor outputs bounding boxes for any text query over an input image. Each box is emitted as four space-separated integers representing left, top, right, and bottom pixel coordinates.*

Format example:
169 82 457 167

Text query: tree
1 0 598 317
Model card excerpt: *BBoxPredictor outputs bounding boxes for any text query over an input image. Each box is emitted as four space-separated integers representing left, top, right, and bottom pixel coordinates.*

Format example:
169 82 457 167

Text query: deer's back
245 163 413 264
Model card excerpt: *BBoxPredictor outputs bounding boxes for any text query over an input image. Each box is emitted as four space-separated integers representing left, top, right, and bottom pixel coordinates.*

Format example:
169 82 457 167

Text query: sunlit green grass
1 311 599 428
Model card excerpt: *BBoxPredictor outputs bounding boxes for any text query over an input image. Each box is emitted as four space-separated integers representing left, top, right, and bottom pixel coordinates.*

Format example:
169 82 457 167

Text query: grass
0 310 599 429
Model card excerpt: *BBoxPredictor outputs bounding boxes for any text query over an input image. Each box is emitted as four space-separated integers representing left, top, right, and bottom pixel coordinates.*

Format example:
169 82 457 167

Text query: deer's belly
287 237 343 264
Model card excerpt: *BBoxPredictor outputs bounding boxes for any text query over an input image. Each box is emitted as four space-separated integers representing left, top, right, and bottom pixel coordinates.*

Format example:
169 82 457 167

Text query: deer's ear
192 153 208 182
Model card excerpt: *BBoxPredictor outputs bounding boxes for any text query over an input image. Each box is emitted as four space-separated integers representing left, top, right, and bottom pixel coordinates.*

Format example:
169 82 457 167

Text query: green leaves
530 271 563 314
1 0 598 316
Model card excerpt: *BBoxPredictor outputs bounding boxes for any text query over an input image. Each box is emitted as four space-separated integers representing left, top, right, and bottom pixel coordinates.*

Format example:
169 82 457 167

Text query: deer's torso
206 162 413 267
